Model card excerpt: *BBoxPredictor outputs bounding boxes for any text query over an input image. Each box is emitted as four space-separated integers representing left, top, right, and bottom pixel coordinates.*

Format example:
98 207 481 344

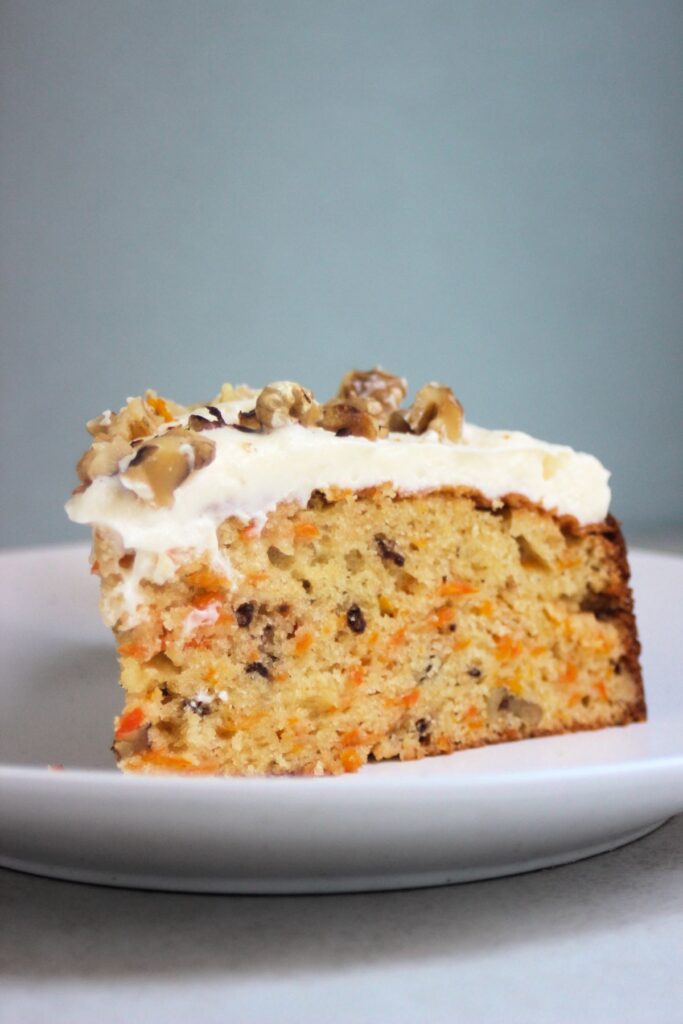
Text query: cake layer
67 393 611 628
103 488 644 776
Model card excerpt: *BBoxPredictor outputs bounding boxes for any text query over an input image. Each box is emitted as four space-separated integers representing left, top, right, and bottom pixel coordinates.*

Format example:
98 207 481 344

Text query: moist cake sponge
67 370 644 775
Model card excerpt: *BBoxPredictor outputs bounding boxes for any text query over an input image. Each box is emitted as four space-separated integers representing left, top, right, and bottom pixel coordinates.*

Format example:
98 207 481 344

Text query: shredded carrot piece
531 645 547 657
560 662 578 685
347 664 365 687
438 579 478 597
495 635 523 661
435 734 452 752
475 600 493 618
340 748 364 773
273 670 288 683
294 631 314 656
117 641 147 659
202 666 218 686
115 707 145 738
147 395 174 422
246 572 268 585
595 680 608 701
366 631 379 647
191 591 223 609
567 692 583 708
340 728 363 746
388 626 407 647
453 637 471 652
184 568 230 590
90 561 100 575
183 636 212 650
293 522 319 540
387 687 420 708
431 605 455 629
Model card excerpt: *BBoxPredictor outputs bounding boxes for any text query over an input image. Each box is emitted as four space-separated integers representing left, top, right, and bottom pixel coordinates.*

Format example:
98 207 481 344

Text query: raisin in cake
66 369 645 775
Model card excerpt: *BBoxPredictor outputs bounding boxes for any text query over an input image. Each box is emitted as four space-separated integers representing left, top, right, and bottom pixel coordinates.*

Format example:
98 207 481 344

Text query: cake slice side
97 487 644 775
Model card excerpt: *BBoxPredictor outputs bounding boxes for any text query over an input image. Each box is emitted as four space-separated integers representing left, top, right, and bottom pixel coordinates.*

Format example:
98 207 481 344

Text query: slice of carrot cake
66 369 644 775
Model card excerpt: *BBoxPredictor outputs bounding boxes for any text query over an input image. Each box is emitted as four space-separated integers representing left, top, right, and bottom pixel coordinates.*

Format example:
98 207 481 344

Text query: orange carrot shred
294 522 319 540
495 635 523 661
560 662 578 685
347 665 365 687
191 591 223 609
438 579 478 597
147 395 174 422
388 626 407 647
115 707 145 738
340 748 364 773
340 728 362 747
431 605 455 629
294 632 314 656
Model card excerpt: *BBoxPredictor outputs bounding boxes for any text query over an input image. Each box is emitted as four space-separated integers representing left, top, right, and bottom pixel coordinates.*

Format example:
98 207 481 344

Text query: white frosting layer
66 400 610 625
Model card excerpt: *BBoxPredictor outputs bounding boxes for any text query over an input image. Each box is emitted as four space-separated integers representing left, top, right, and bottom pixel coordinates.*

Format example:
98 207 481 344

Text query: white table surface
1 813 682 1024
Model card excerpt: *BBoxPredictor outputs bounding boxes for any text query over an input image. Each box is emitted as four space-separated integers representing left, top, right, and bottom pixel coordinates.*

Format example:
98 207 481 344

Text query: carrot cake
66 369 645 774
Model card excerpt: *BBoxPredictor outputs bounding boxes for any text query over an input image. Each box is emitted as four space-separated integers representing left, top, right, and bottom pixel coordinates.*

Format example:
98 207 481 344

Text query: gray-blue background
1 0 682 547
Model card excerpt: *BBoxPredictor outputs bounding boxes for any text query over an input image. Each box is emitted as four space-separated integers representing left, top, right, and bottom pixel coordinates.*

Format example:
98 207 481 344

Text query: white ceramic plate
0 543 681 893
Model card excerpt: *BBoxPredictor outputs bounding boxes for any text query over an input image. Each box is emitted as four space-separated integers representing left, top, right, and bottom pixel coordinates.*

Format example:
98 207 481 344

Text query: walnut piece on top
77 391 187 484
337 368 407 415
255 381 318 429
120 429 216 508
318 398 385 440
404 383 463 442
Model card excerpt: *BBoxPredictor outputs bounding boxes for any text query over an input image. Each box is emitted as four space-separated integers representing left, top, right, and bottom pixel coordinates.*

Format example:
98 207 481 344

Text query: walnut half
255 381 318 429
404 383 463 442
120 429 215 507
337 368 407 415
487 686 543 728
318 399 383 440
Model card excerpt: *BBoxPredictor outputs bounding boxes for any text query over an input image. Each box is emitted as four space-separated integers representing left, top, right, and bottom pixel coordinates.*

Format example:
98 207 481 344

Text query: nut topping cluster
74 368 464 506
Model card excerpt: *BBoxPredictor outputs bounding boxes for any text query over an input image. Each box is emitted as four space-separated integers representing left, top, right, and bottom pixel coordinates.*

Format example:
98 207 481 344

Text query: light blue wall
1 0 682 546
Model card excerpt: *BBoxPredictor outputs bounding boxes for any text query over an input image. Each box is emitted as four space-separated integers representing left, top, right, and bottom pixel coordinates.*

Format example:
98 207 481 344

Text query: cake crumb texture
97 488 644 775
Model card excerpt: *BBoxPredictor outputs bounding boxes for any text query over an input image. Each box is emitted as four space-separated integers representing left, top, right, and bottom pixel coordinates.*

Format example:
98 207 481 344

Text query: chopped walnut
337 368 407 415
255 381 318 429
404 384 463 442
319 399 383 440
120 429 215 507
187 405 227 431
235 408 262 432
76 434 135 483
487 686 542 727
77 391 187 484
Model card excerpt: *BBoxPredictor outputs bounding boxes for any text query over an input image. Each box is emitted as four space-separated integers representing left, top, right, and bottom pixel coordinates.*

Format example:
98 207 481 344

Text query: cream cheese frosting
66 397 611 626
